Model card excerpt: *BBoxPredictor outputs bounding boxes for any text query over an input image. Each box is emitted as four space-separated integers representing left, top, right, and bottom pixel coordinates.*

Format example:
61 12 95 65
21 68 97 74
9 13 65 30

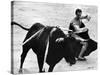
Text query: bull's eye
55 38 64 42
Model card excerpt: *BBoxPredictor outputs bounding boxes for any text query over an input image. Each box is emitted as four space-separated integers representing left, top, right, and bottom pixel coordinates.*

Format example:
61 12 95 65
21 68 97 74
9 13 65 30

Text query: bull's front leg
48 64 55 72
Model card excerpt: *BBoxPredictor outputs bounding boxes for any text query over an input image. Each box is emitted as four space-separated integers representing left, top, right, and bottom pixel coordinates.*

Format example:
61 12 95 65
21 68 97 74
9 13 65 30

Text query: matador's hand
86 15 91 21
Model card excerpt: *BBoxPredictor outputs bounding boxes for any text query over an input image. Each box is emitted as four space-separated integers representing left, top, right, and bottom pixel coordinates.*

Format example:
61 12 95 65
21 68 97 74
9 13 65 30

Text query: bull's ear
55 38 64 43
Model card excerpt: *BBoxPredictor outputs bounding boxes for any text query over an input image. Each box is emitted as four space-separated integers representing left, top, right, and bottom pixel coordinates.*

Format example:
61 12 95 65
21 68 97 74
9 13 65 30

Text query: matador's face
76 12 82 18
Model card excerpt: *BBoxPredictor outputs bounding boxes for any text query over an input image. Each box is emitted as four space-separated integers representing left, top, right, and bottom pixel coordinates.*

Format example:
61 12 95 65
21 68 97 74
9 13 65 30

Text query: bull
11 21 97 72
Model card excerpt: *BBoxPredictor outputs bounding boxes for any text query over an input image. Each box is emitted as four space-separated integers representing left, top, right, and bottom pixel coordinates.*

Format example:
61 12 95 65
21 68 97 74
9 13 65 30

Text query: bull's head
55 36 76 65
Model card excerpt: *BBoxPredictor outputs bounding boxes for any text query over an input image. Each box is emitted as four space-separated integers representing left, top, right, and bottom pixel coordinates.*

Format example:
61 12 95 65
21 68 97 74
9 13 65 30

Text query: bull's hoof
77 58 87 61
69 61 76 66
42 70 45 72
69 63 75 66
19 69 23 73
39 70 45 73
69 63 72 66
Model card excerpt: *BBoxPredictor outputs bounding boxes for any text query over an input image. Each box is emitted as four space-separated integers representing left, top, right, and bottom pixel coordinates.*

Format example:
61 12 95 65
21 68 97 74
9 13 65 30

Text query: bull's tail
11 21 30 31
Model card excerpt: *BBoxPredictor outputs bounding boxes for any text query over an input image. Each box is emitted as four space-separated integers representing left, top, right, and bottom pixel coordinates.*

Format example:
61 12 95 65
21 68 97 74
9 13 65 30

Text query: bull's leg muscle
19 44 30 72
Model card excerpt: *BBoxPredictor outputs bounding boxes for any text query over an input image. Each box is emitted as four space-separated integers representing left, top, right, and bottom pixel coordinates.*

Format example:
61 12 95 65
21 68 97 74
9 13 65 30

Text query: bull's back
23 23 45 42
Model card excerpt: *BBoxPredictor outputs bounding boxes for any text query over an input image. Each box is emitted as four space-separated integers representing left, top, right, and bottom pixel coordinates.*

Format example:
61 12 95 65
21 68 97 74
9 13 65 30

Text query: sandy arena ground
12 1 98 74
